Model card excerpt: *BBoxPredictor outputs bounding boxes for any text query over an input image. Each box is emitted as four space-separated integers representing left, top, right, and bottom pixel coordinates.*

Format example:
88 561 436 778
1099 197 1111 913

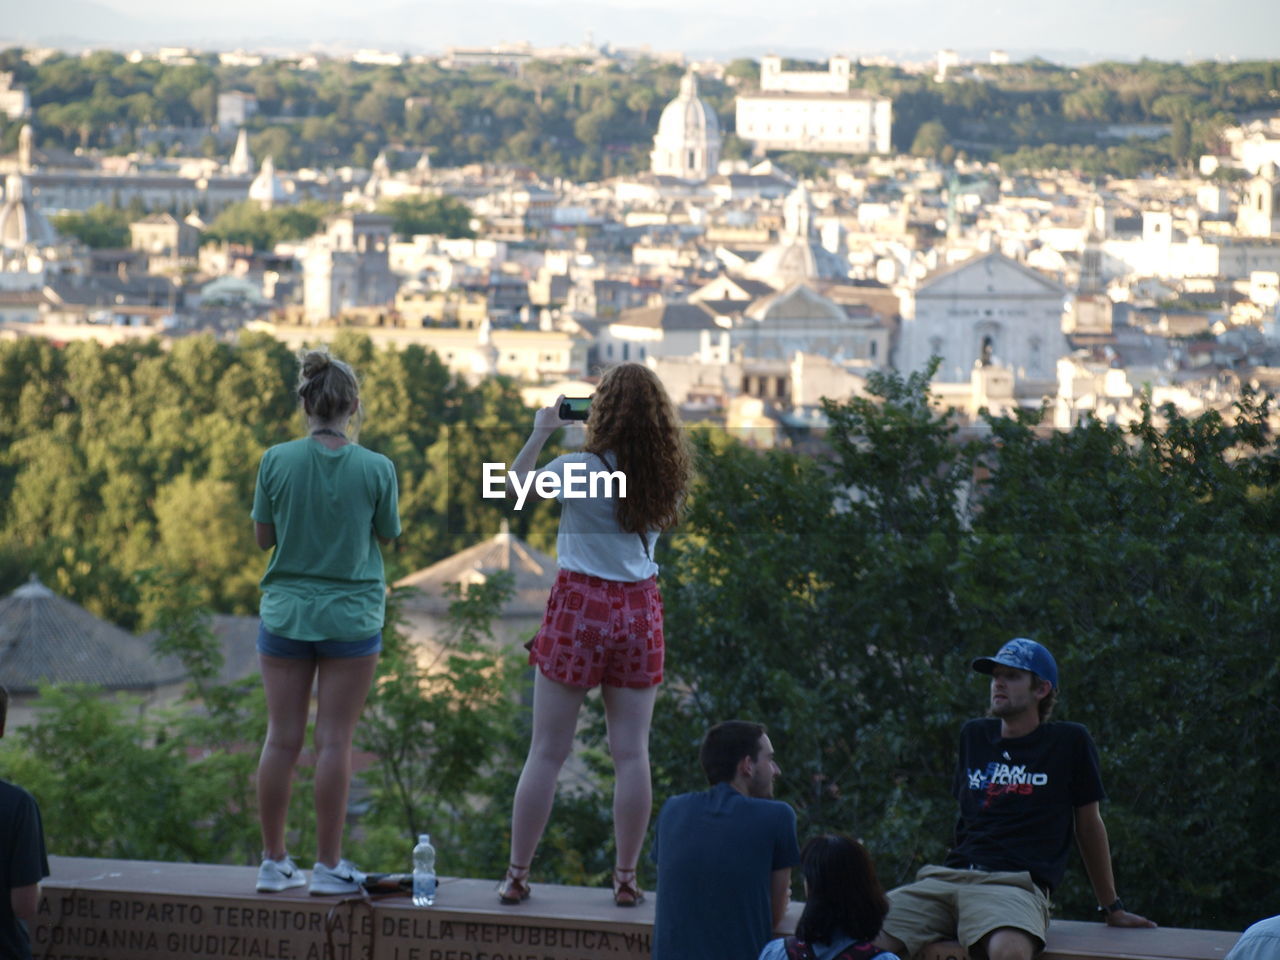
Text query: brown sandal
498 864 531 904
612 867 644 907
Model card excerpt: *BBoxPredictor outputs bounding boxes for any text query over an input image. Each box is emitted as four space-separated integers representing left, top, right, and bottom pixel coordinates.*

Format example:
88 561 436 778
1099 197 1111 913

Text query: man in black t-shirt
874 639 1155 960
1 686 50 960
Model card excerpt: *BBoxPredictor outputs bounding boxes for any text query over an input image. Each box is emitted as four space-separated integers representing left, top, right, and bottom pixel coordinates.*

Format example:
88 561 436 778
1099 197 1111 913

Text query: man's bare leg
980 928 1037 960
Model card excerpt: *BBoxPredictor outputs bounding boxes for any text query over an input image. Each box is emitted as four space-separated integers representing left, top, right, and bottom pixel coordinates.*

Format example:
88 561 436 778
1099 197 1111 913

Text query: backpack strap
598 451 650 561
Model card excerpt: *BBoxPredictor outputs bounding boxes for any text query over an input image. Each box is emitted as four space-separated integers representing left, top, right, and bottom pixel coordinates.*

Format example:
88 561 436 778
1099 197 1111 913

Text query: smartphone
558 397 592 421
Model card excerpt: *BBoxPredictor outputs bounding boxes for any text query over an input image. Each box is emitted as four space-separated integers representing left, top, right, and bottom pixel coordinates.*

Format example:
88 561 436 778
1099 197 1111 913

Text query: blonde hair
297 348 360 430
585 362 692 534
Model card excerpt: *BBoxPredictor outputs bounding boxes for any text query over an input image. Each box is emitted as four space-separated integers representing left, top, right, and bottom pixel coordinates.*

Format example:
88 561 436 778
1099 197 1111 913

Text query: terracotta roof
0 576 185 693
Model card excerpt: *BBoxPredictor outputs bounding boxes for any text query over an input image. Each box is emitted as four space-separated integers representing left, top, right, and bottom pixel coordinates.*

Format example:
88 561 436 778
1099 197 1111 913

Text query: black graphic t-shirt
943 719 1105 892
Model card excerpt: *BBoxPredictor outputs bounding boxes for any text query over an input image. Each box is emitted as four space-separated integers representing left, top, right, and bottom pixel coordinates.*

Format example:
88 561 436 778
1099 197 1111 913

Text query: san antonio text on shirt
968 762 1050 790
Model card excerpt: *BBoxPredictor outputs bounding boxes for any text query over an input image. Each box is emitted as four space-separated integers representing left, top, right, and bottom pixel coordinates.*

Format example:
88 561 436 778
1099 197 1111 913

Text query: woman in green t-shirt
250 349 401 897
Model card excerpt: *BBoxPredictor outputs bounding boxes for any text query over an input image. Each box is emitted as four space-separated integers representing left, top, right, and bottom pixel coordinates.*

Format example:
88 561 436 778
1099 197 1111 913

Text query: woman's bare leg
601 683 659 872
508 671 590 870
312 652 379 867
257 654 317 860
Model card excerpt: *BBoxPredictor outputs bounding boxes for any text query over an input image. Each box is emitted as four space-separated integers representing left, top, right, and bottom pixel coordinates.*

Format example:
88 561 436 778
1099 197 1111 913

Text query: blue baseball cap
971 638 1059 690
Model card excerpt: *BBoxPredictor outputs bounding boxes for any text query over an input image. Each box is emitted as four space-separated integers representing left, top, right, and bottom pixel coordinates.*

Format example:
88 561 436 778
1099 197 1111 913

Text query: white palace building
735 56 892 156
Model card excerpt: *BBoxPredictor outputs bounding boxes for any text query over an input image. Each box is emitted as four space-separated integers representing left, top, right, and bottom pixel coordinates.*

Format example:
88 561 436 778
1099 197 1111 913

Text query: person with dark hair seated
760 834 897 960
652 720 800 960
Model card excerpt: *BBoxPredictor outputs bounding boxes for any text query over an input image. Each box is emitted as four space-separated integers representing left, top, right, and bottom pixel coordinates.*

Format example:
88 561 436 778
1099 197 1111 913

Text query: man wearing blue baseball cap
874 638 1155 960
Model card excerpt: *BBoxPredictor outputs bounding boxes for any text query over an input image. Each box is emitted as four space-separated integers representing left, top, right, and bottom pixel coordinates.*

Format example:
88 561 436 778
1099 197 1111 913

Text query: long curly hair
584 362 692 534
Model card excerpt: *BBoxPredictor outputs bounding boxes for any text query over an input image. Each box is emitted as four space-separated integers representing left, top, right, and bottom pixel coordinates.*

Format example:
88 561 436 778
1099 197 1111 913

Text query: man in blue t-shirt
1 686 50 960
875 639 1155 960
652 721 801 960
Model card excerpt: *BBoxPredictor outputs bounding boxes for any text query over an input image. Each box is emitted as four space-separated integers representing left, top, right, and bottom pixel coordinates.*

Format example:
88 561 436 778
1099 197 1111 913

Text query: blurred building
736 56 892 155
650 70 722 182
0 576 186 730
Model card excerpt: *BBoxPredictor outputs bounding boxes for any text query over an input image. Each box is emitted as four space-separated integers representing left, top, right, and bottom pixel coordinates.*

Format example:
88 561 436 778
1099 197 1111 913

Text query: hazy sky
22 0 1280 61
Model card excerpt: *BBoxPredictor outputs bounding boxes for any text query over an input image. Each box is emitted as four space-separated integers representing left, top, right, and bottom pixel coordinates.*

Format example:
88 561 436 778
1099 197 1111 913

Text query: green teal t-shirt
252 438 401 641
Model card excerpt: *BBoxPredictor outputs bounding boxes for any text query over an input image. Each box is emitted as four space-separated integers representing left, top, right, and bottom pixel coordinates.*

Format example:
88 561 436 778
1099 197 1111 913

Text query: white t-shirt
537 451 659 582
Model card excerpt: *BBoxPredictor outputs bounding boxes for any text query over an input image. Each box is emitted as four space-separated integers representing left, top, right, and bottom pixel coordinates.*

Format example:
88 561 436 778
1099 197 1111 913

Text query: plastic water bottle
412 834 437 906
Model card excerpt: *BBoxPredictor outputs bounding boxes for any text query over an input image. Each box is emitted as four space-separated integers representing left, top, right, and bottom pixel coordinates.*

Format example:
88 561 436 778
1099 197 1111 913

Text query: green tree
51 204 131 248
0 685 196 860
378 196 476 239
354 578 524 873
204 201 327 251
138 569 270 865
648 372 1280 929
910 120 949 159
724 58 759 87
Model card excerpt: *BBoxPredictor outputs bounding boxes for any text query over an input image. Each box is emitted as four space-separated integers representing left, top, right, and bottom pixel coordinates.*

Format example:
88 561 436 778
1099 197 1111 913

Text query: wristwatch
1098 898 1126 915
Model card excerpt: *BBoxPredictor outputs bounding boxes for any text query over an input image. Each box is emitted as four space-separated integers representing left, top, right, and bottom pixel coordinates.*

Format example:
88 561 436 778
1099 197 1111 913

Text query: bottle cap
418 834 430 843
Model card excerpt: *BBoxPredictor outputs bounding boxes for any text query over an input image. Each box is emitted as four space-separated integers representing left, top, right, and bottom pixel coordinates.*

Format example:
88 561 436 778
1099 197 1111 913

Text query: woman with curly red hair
498 362 692 908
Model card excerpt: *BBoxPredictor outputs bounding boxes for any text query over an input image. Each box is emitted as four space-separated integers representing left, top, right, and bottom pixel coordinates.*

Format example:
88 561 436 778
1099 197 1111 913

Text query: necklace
310 428 347 440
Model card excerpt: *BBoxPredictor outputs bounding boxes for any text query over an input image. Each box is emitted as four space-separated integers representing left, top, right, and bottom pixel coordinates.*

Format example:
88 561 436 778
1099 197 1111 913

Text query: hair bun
299 349 333 380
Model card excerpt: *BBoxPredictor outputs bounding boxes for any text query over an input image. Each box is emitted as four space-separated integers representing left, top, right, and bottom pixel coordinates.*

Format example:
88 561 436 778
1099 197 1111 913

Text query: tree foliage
355 578 524 874
378 195 476 240
0 563 524 877
51 204 131 248
203 200 333 252
0 333 560 628
25 50 1278 178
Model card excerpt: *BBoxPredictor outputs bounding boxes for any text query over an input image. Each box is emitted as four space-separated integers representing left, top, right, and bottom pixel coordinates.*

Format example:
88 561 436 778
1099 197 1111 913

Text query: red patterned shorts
528 569 665 689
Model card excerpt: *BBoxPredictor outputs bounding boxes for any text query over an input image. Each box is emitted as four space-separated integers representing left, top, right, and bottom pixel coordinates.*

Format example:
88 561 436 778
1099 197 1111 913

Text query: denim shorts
256 623 382 660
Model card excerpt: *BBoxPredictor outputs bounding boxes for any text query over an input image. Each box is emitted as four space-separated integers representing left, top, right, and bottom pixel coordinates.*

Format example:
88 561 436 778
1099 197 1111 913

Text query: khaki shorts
881 865 1051 959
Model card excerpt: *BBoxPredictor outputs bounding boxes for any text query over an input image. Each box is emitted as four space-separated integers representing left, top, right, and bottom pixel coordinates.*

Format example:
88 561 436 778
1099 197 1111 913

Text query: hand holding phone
558 397 592 421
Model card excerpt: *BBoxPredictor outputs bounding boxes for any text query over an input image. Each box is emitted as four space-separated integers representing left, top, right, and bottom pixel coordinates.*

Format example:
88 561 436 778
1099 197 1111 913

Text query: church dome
0 174 58 251
650 71 722 182
248 155 290 210
746 182 849 288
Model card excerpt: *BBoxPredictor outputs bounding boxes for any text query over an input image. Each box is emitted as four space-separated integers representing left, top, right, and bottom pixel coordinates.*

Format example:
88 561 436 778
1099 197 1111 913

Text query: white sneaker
309 859 366 896
256 855 306 893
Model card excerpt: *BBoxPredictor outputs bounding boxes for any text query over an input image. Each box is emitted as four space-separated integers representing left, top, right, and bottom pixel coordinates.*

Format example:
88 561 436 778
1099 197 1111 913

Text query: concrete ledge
33 857 1240 960
36 856 653 960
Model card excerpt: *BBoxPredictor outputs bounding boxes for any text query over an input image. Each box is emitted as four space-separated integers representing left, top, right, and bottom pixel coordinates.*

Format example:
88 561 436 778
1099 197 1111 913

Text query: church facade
896 251 1067 387
1237 162 1280 238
